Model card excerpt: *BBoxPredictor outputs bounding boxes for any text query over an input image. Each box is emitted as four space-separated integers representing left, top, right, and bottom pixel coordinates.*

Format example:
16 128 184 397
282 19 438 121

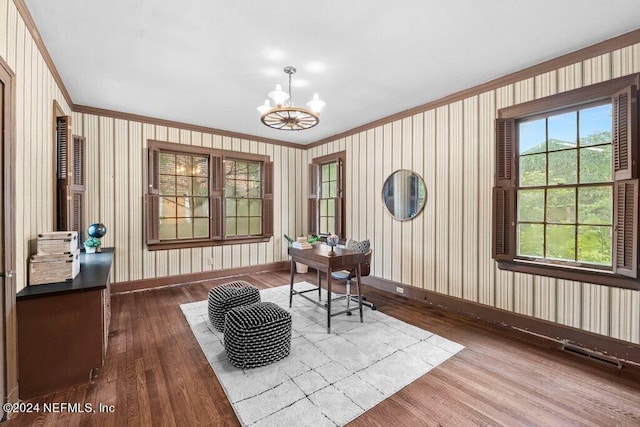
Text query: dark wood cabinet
16 248 113 399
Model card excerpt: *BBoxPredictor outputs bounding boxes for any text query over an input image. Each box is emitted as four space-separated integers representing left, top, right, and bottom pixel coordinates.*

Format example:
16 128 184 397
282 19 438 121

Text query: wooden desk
17 248 113 399
288 245 366 333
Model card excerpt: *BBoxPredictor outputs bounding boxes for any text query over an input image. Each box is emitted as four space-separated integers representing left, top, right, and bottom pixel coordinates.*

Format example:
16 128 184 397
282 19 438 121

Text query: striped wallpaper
3 0 639 347
305 44 640 345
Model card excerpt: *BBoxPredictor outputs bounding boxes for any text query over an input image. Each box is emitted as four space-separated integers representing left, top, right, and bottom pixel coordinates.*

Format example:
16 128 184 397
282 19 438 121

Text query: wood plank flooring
7 270 640 426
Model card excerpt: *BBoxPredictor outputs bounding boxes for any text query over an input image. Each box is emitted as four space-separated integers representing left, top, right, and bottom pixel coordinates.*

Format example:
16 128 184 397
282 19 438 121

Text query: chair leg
355 276 363 322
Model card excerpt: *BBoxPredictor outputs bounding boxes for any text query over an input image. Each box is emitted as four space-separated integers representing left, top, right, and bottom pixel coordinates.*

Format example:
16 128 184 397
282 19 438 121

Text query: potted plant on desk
84 237 101 254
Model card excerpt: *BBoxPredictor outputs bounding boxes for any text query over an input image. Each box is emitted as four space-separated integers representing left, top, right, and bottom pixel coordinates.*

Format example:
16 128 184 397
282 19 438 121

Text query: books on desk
292 241 312 250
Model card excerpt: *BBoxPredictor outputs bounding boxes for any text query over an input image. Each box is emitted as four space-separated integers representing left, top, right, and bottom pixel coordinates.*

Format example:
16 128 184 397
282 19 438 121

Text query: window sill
498 260 639 291
147 236 272 251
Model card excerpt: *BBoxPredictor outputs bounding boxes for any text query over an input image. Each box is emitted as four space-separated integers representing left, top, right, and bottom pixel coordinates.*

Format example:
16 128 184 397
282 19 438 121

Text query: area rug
180 282 464 426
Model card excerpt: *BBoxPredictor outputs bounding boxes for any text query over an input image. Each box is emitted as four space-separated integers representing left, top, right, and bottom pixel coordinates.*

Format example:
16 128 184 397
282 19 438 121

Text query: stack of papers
292 241 312 250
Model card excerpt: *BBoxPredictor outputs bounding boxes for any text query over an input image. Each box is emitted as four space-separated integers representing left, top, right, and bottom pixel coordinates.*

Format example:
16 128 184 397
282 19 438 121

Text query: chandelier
257 66 326 131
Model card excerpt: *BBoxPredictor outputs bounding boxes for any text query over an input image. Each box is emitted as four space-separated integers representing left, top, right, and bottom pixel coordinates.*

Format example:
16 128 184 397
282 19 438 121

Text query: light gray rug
180 282 464 426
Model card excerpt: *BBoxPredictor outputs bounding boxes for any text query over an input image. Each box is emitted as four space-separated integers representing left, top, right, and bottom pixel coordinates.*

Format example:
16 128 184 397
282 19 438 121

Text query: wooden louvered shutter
611 85 639 278
56 116 73 231
262 161 274 238
612 86 637 181
70 136 86 244
145 147 160 244
308 163 319 235
493 118 516 260
492 188 515 259
334 157 345 238
210 155 223 240
613 180 638 278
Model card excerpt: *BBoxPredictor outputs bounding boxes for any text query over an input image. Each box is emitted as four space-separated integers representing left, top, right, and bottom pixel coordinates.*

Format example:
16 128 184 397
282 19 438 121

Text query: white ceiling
24 0 640 145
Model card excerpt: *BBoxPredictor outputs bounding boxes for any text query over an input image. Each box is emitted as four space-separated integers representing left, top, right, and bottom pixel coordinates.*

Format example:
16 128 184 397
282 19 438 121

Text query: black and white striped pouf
208 281 261 332
224 302 292 369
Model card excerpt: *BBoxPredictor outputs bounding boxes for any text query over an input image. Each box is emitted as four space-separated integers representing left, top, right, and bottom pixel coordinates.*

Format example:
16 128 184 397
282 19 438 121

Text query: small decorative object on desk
84 237 101 254
87 223 107 252
326 233 339 255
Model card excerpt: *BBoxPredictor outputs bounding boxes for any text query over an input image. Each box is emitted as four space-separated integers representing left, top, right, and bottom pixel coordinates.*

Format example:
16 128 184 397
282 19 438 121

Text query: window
225 159 263 237
493 74 639 290
146 140 273 249
308 152 345 238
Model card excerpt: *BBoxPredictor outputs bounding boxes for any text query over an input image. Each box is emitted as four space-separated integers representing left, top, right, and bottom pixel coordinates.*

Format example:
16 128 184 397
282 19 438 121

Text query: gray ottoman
208 281 261 332
224 302 292 369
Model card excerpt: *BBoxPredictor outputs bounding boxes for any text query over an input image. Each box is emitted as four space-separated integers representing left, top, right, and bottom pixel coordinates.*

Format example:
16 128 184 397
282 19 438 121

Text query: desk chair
331 249 375 314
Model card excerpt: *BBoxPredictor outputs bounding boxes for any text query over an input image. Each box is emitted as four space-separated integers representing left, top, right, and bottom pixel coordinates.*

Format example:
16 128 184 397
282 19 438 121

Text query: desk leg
317 269 321 301
326 268 332 333
289 259 295 308
356 264 363 323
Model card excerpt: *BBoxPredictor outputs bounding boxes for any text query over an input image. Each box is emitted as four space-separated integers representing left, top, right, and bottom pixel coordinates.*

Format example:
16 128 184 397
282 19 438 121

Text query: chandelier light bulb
307 93 326 114
257 100 271 114
268 84 289 107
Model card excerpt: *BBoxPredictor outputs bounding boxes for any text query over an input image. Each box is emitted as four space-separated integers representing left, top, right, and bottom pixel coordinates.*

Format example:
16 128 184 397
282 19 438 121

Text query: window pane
193 156 208 176
225 180 236 197
160 197 177 218
193 218 209 238
249 217 262 235
548 112 577 150
579 104 612 147
248 180 261 198
322 164 331 183
176 176 192 195
577 225 612 265
546 224 575 260
235 180 248 198
236 162 248 181
194 197 209 217
249 200 262 216
518 223 544 257
578 186 612 225
548 149 577 185
327 217 335 234
237 217 249 235
179 196 193 218
176 155 192 175
320 199 328 216
237 199 249 216
177 218 193 239
193 177 208 196
519 153 546 187
329 181 337 198
329 163 337 181
518 189 545 222
547 188 575 223
327 198 335 217
248 163 260 181
159 153 176 175
579 145 612 183
226 217 236 236
321 182 330 197
226 198 236 216
518 119 546 154
320 217 328 234
159 218 176 240
160 175 176 195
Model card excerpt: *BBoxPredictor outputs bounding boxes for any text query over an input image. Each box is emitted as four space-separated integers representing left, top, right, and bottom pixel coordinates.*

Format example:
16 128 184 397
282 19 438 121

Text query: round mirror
382 170 427 221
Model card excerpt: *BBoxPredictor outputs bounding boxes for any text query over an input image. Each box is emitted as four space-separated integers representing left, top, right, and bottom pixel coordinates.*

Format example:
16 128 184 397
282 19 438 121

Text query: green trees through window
517 103 613 266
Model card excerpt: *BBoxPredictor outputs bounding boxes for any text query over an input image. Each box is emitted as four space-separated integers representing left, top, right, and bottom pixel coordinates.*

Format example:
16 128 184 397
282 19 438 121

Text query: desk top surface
17 248 114 300
288 244 365 270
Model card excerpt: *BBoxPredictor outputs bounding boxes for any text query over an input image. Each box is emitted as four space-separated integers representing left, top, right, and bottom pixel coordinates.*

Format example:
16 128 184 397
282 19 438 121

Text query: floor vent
562 342 622 369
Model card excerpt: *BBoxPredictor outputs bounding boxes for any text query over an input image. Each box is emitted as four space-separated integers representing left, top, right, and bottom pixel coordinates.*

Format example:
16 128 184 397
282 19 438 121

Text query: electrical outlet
396 286 404 294
207 258 215 265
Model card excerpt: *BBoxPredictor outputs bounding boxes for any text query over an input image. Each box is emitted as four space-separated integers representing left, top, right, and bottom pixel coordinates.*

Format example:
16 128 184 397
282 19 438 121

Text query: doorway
0 56 17 419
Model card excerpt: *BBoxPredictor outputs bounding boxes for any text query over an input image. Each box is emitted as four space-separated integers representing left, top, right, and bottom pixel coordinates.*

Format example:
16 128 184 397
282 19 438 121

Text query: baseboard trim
111 261 290 294
361 275 640 365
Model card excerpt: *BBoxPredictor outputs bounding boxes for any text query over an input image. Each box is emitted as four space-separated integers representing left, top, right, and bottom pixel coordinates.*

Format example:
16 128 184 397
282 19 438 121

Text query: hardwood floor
7 270 640 426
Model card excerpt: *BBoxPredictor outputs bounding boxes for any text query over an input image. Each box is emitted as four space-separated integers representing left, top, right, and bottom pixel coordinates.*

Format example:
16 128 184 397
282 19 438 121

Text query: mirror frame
381 169 427 221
